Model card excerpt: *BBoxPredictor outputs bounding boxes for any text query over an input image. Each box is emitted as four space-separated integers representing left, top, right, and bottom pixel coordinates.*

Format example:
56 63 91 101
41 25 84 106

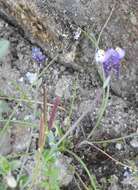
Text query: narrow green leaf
0 156 11 175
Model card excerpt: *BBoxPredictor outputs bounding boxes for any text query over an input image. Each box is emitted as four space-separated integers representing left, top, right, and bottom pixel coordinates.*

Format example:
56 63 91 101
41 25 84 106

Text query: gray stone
26 72 37 84
0 130 12 155
55 76 72 99
130 138 138 148
54 154 74 187
12 125 31 153
108 175 121 190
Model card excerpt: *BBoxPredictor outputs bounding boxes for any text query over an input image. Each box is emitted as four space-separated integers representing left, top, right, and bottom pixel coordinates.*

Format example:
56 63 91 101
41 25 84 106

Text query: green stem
88 85 110 139
28 149 42 190
66 149 98 190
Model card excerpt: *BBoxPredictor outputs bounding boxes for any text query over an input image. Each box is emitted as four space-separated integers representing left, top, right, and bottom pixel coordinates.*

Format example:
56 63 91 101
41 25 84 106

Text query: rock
130 138 138 148
18 77 24 82
5 172 17 188
98 96 137 136
130 12 137 25
0 58 20 97
55 76 72 99
0 0 71 58
0 0 113 64
108 175 121 190
115 143 122 150
0 130 12 155
122 176 138 190
0 100 11 119
54 154 74 187
11 125 31 153
26 72 37 84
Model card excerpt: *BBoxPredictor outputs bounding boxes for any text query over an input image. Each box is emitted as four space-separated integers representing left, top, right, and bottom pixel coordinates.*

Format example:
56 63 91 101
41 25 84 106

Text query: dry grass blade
0 96 66 111
38 85 48 149
96 4 115 47
79 141 137 172
38 113 45 149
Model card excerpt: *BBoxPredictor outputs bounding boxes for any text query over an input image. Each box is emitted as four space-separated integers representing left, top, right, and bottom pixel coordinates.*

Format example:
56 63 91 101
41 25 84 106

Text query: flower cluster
95 47 125 78
32 47 47 64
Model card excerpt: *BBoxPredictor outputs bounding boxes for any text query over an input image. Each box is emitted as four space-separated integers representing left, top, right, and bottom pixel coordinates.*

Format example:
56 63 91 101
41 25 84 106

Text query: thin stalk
91 133 138 144
33 66 40 120
75 171 91 190
67 77 77 128
27 149 42 190
0 96 65 111
79 141 137 172
87 85 109 139
0 119 37 127
74 176 82 190
81 29 98 48
0 102 20 150
66 149 97 190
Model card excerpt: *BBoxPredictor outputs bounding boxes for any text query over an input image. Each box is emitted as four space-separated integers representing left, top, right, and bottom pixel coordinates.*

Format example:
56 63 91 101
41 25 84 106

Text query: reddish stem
48 96 61 129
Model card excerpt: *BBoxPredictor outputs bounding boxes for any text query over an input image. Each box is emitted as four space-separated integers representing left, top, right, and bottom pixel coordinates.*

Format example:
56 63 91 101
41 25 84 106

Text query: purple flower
95 47 125 78
32 47 46 63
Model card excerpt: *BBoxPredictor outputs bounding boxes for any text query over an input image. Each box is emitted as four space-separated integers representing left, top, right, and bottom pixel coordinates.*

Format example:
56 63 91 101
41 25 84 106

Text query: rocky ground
0 0 138 189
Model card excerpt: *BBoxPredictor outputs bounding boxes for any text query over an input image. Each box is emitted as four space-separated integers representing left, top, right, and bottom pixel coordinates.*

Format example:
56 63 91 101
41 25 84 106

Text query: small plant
0 156 21 189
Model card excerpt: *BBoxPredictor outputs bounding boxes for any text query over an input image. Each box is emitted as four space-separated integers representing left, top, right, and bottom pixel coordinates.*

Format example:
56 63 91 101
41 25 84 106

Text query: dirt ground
0 0 138 189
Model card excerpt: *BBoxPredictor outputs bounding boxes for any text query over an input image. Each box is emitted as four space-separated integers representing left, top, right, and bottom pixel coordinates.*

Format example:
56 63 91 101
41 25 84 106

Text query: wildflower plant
95 47 125 79
88 47 125 139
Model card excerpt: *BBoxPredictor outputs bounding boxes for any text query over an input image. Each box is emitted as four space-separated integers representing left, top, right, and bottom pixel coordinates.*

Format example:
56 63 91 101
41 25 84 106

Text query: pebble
115 143 122 150
26 72 37 84
54 154 74 186
12 125 31 152
18 77 24 82
74 27 81 40
55 76 72 99
5 173 17 188
130 12 137 25
130 138 138 148
0 130 12 155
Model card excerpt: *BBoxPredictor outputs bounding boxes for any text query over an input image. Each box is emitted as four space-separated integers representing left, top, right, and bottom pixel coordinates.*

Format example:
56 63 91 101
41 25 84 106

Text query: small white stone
55 76 72 99
5 173 17 188
130 12 137 25
130 138 138 148
64 117 70 126
115 143 122 150
26 72 37 84
74 28 81 40
24 115 32 121
18 77 24 82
